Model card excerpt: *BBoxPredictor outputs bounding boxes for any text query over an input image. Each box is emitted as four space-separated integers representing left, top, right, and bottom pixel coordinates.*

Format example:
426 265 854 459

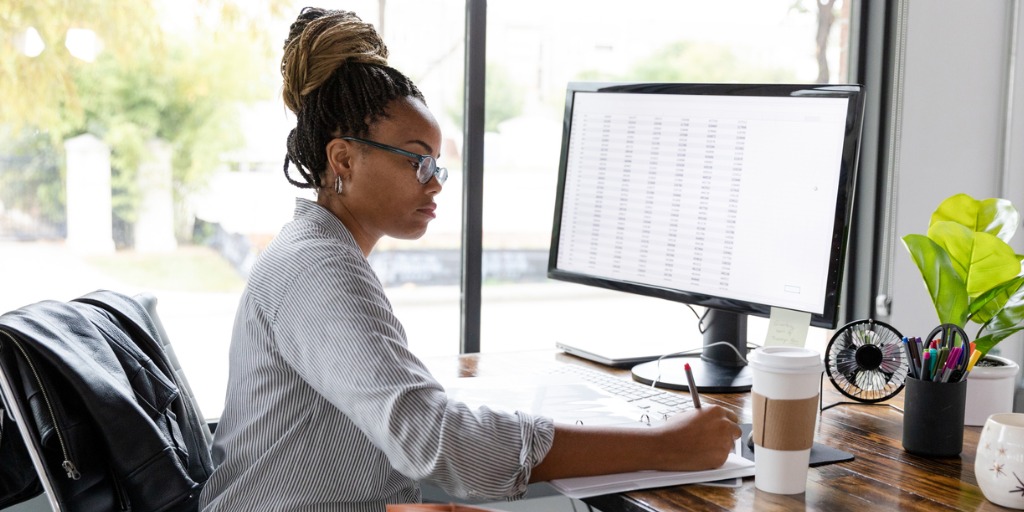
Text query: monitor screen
547 82 865 392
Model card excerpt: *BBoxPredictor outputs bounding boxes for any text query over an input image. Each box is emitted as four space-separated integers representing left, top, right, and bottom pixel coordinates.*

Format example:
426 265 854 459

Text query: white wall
889 0 1024 354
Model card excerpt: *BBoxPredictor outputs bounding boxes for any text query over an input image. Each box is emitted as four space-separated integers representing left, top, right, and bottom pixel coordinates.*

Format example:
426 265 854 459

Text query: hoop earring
335 175 343 194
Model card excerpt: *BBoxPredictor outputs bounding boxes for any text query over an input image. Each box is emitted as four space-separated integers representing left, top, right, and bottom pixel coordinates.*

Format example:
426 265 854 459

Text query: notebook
438 369 754 498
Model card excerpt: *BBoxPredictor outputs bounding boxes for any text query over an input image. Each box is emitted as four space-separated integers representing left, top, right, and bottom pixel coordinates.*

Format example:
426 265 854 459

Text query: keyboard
549 364 694 420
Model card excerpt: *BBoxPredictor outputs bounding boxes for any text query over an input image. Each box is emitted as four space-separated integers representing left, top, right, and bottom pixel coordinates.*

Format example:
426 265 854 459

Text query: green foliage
449 62 525 133
903 193 1024 356
530 40 801 127
579 41 798 85
1 0 288 244
0 0 162 129
66 24 274 238
0 0 290 130
0 128 65 233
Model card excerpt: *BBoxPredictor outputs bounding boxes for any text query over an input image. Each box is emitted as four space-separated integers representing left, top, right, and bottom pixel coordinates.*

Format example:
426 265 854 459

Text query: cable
683 304 708 334
647 341 749 389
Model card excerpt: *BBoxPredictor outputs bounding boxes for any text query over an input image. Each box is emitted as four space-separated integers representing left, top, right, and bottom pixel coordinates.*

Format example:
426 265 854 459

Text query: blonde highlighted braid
280 7 424 190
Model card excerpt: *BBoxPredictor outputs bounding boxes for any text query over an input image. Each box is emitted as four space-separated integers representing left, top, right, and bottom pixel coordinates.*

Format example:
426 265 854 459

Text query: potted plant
903 193 1024 425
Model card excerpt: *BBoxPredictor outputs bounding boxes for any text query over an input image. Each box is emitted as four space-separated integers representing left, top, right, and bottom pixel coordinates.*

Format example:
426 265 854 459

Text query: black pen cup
901 376 967 457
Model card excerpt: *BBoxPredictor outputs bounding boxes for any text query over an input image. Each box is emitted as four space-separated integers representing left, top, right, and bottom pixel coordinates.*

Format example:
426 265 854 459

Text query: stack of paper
548 452 754 499
439 372 754 498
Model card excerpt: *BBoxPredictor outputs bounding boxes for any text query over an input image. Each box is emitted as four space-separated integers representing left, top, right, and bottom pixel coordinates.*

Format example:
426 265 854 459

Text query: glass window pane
359 1 466 359
480 0 854 355
0 0 466 421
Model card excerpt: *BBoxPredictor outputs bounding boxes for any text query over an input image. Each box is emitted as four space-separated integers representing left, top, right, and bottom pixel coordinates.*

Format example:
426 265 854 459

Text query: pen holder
901 376 967 457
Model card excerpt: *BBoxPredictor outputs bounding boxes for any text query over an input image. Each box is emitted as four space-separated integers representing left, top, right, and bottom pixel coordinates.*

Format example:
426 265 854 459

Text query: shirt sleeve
272 252 555 500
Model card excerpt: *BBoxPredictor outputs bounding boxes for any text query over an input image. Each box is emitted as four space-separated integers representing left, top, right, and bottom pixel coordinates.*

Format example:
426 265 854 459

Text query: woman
199 8 741 512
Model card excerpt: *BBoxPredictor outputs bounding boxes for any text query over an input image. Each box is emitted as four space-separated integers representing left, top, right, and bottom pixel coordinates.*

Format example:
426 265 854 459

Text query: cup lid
748 346 823 374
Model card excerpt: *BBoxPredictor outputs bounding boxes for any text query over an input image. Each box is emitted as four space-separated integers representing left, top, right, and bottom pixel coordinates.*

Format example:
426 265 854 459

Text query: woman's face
333 96 444 246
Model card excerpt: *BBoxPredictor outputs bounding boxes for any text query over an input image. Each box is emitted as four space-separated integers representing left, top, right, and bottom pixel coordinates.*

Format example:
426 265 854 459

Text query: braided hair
280 7 424 190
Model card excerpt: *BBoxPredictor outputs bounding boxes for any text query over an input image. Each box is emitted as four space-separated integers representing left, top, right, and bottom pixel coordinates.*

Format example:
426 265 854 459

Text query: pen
909 337 922 378
902 338 918 379
913 337 924 373
684 363 702 409
911 338 923 379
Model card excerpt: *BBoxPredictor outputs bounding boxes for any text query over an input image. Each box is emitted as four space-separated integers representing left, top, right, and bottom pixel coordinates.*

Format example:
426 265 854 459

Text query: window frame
458 0 890 353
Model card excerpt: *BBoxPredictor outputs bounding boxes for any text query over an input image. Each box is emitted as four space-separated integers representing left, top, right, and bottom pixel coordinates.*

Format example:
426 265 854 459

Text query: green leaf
927 221 1022 298
975 328 1024 358
975 276 1024 356
969 275 1024 324
930 193 1020 243
902 234 969 326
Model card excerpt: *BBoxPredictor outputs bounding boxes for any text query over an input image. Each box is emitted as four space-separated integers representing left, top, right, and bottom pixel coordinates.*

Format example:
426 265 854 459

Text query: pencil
684 363 702 409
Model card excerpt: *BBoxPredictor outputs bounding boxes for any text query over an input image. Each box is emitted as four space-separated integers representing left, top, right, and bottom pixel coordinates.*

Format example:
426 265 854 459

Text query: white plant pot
965 354 1020 426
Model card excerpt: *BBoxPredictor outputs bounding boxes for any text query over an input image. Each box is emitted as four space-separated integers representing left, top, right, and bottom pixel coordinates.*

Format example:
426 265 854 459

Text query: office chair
0 291 215 512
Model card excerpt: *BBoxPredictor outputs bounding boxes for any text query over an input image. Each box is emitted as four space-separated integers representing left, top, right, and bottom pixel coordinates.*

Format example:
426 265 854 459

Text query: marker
967 349 983 372
684 363 702 409
922 351 932 381
940 346 961 383
935 347 949 374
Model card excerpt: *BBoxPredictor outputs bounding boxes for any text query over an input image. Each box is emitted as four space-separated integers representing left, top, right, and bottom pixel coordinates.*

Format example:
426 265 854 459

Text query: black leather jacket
0 290 213 511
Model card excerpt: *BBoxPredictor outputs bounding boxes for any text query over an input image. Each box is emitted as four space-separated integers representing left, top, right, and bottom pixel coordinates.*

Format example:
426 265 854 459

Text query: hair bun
281 7 389 114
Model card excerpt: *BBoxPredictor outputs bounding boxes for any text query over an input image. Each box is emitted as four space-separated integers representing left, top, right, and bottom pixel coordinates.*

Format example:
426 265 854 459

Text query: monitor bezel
546 82 865 330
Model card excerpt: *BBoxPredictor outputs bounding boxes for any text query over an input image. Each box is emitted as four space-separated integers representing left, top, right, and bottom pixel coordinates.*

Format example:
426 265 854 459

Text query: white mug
976 413 1024 509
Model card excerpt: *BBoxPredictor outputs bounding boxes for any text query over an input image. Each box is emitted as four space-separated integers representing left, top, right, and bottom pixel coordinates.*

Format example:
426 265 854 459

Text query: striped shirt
199 199 555 512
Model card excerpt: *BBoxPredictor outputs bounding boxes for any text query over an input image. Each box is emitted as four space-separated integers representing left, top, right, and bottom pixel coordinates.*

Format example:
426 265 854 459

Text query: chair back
0 291 215 512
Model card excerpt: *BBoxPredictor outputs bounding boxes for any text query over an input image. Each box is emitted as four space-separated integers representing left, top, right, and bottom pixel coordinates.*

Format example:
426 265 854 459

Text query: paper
439 373 664 428
764 307 811 347
439 372 754 498
547 452 755 499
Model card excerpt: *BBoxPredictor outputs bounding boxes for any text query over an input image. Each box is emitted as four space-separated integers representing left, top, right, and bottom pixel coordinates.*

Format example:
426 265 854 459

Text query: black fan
824 319 907 404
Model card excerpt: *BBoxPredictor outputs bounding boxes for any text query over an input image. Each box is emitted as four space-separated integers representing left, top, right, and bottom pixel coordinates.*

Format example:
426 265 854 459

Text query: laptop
555 337 691 368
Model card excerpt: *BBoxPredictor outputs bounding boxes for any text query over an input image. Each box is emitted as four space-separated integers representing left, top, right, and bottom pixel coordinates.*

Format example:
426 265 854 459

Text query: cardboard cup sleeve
752 392 818 451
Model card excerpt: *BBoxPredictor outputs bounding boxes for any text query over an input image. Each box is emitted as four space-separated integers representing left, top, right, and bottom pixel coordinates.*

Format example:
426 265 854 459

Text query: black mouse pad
740 423 854 467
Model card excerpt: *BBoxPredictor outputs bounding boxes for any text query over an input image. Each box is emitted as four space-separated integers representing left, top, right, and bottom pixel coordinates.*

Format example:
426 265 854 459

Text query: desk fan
823 319 908 407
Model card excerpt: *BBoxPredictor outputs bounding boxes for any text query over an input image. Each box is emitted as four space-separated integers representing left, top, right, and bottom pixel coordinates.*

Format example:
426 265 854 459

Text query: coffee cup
976 413 1024 509
747 346 823 494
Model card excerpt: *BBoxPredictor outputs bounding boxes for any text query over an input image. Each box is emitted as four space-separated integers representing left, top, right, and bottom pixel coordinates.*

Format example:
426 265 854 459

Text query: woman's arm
530 404 740 482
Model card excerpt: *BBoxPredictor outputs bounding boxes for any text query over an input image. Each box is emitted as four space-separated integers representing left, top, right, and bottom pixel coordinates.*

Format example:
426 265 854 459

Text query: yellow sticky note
764 307 812 347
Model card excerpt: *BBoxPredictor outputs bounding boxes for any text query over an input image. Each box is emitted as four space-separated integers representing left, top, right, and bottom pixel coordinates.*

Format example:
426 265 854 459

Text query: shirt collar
293 198 360 251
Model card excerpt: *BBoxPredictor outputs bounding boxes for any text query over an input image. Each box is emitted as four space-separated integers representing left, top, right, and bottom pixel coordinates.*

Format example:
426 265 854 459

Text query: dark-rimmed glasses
341 136 448 185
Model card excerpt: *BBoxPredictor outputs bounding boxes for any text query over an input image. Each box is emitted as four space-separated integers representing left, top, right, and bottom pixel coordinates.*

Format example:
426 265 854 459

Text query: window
0 0 855 418
478 0 856 356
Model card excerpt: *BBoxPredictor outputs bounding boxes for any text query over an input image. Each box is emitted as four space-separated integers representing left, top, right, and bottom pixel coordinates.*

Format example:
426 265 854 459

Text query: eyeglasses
341 136 448 185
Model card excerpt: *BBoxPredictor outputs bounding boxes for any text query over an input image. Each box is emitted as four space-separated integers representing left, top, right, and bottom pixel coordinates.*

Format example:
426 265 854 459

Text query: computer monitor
547 82 865 392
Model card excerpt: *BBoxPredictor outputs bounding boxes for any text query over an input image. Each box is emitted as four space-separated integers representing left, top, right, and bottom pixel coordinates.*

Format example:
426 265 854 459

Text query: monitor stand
631 309 752 393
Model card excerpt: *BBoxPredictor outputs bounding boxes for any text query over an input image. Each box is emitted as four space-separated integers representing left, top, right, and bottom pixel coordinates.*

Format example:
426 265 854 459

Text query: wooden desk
424 350 999 512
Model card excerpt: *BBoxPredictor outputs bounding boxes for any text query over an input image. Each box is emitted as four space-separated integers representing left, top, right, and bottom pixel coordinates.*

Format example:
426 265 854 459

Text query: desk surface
423 349 999 512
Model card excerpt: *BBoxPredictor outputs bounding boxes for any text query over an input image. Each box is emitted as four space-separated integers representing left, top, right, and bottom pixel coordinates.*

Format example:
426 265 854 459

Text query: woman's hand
648 404 742 471
530 403 741 482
